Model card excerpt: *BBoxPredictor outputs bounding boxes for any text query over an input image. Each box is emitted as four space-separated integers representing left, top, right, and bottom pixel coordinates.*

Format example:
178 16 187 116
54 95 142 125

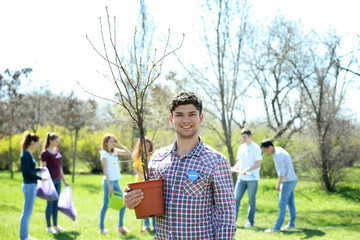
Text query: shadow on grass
333 185 360 202
53 231 80 240
80 183 102 194
296 210 360 226
282 228 325 239
116 231 156 239
238 226 326 239
0 204 21 212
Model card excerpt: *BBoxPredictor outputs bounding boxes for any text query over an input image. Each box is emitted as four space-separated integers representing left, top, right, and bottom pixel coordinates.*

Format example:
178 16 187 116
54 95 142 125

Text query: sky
1 0 359 119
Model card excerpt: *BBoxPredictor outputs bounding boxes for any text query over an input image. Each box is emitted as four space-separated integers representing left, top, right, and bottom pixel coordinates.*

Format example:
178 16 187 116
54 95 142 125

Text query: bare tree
171 0 251 184
56 92 97 183
246 16 307 142
291 31 360 191
84 2 184 180
0 68 32 178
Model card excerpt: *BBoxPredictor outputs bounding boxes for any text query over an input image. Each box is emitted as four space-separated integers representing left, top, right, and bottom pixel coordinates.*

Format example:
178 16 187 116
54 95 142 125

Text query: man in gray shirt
261 140 297 232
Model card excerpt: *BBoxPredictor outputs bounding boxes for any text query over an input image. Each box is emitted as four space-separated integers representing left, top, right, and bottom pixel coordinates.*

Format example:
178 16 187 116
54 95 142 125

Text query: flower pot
127 179 164 219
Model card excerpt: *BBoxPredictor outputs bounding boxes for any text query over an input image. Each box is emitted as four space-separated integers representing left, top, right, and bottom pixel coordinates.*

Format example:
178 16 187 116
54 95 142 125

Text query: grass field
1 169 359 240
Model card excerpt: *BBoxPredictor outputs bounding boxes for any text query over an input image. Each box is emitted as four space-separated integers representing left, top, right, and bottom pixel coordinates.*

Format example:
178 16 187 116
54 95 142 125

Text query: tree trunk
9 134 13 179
72 129 79 183
224 135 237 187
138 122 149 181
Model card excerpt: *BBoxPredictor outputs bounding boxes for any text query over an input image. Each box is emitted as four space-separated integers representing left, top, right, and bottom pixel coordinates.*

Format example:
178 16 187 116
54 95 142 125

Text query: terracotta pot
127 179 164 219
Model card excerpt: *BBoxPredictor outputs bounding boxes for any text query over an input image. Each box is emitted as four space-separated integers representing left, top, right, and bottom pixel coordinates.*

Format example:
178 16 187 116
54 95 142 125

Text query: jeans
234 179 258 225
274 180 297 230
20 183 37 239
46 178 61 227
99 179 126 229
144 217 156 228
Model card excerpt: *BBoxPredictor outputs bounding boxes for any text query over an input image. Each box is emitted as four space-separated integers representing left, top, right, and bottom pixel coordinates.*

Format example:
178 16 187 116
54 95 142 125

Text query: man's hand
276 184 281 192
123 186 144 209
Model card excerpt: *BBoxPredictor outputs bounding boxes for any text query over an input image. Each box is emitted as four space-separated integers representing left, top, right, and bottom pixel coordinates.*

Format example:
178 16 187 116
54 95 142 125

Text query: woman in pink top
41 132 69 234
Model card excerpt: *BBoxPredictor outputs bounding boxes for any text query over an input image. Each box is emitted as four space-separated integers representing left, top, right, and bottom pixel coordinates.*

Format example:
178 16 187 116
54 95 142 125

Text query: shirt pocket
183 166 212 198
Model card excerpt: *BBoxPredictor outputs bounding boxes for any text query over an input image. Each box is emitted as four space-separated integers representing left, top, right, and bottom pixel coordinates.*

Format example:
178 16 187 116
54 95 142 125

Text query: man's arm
276 175 284 192
241 160 262 174
213 157 237 239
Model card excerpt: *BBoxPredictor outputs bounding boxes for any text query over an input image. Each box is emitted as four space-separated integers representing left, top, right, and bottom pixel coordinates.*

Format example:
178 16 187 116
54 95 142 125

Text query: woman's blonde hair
43 132 59 149
102 134 115 153
131 136 153 160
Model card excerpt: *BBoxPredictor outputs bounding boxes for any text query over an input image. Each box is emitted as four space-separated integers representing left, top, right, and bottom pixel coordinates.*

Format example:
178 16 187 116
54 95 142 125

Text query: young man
260 140 297 232
124 91 236 239
231 128 262 228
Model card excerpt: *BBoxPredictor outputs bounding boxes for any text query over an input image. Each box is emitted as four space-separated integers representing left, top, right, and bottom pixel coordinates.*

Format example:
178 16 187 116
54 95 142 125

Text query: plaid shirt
149 137 236 239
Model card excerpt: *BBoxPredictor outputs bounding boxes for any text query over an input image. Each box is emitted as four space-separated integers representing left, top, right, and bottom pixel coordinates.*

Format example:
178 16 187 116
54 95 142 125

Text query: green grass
1 170 359 240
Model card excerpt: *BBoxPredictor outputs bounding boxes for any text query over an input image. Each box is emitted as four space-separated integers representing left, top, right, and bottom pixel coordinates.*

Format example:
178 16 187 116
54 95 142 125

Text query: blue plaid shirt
149 137 236 239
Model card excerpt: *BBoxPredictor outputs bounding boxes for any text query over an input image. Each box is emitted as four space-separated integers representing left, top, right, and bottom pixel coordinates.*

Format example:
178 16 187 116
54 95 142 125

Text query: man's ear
169 113 174 125
199 113 204 124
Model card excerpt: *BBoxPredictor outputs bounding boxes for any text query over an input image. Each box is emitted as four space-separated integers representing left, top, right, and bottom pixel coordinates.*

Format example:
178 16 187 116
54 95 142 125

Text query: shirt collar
170 136 204 157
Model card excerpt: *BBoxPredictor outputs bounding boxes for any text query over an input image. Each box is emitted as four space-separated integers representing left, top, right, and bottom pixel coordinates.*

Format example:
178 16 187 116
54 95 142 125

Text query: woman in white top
99 134 131 236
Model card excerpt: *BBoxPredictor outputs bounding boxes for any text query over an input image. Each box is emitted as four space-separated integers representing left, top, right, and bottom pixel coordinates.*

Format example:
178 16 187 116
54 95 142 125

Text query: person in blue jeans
261 140 297 232
41 132 69 234
20 131 47 240
231 128 262 228
99 134 131 236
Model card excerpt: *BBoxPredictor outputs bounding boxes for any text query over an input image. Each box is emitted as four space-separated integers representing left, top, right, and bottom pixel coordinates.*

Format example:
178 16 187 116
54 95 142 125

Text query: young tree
55 92 97 183
291 31 360 191
85 2 184 180
247 17 307 142
0 68 32 179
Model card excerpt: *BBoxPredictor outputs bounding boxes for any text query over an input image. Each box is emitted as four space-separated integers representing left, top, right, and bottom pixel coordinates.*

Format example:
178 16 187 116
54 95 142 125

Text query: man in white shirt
261 140 297 232
231 128 262 228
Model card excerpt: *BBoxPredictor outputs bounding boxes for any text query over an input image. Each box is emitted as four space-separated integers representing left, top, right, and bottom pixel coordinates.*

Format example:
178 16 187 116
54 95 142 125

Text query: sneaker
265 227 281 232
244 222 254 228
99 229 109 236
46 227 58 234
141 226 151 232
117 227 129 234
54 226 67 232
282 225 295 230
23 236 38 240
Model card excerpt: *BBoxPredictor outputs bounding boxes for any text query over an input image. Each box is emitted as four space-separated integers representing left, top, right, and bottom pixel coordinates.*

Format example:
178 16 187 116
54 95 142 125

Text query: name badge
188 170 198 181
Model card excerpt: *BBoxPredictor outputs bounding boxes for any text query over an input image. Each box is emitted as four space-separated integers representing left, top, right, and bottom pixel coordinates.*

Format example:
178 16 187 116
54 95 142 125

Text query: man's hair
260 140 274 148
241 128 252 136
169 91 202 115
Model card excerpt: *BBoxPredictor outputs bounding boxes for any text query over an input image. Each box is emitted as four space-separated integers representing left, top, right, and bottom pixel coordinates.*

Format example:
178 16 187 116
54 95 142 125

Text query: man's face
241 134 252 144
169 104 203 140
261 146 274 155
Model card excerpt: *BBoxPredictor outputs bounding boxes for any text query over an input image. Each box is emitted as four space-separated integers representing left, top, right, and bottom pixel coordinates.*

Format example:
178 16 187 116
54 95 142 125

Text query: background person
231 128 262 228
132 137 156 232
123 91 236 239
20 131 47 240
261 140 297 232
41 132 69 234
99 134 131 236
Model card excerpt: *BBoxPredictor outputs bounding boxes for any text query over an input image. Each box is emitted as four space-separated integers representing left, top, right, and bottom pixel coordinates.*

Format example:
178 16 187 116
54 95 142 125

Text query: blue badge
188 170 198 181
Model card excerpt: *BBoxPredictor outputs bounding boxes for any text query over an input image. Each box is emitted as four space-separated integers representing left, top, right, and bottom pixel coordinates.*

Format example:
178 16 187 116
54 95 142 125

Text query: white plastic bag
58 186 77 222
36 167 58 201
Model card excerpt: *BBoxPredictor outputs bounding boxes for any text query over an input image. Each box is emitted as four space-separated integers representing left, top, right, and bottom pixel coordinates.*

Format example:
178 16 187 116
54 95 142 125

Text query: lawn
1 170 359 240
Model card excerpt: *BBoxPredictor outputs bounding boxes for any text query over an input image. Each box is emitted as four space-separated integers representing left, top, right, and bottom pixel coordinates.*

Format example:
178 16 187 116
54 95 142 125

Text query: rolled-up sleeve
274 155 286 176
